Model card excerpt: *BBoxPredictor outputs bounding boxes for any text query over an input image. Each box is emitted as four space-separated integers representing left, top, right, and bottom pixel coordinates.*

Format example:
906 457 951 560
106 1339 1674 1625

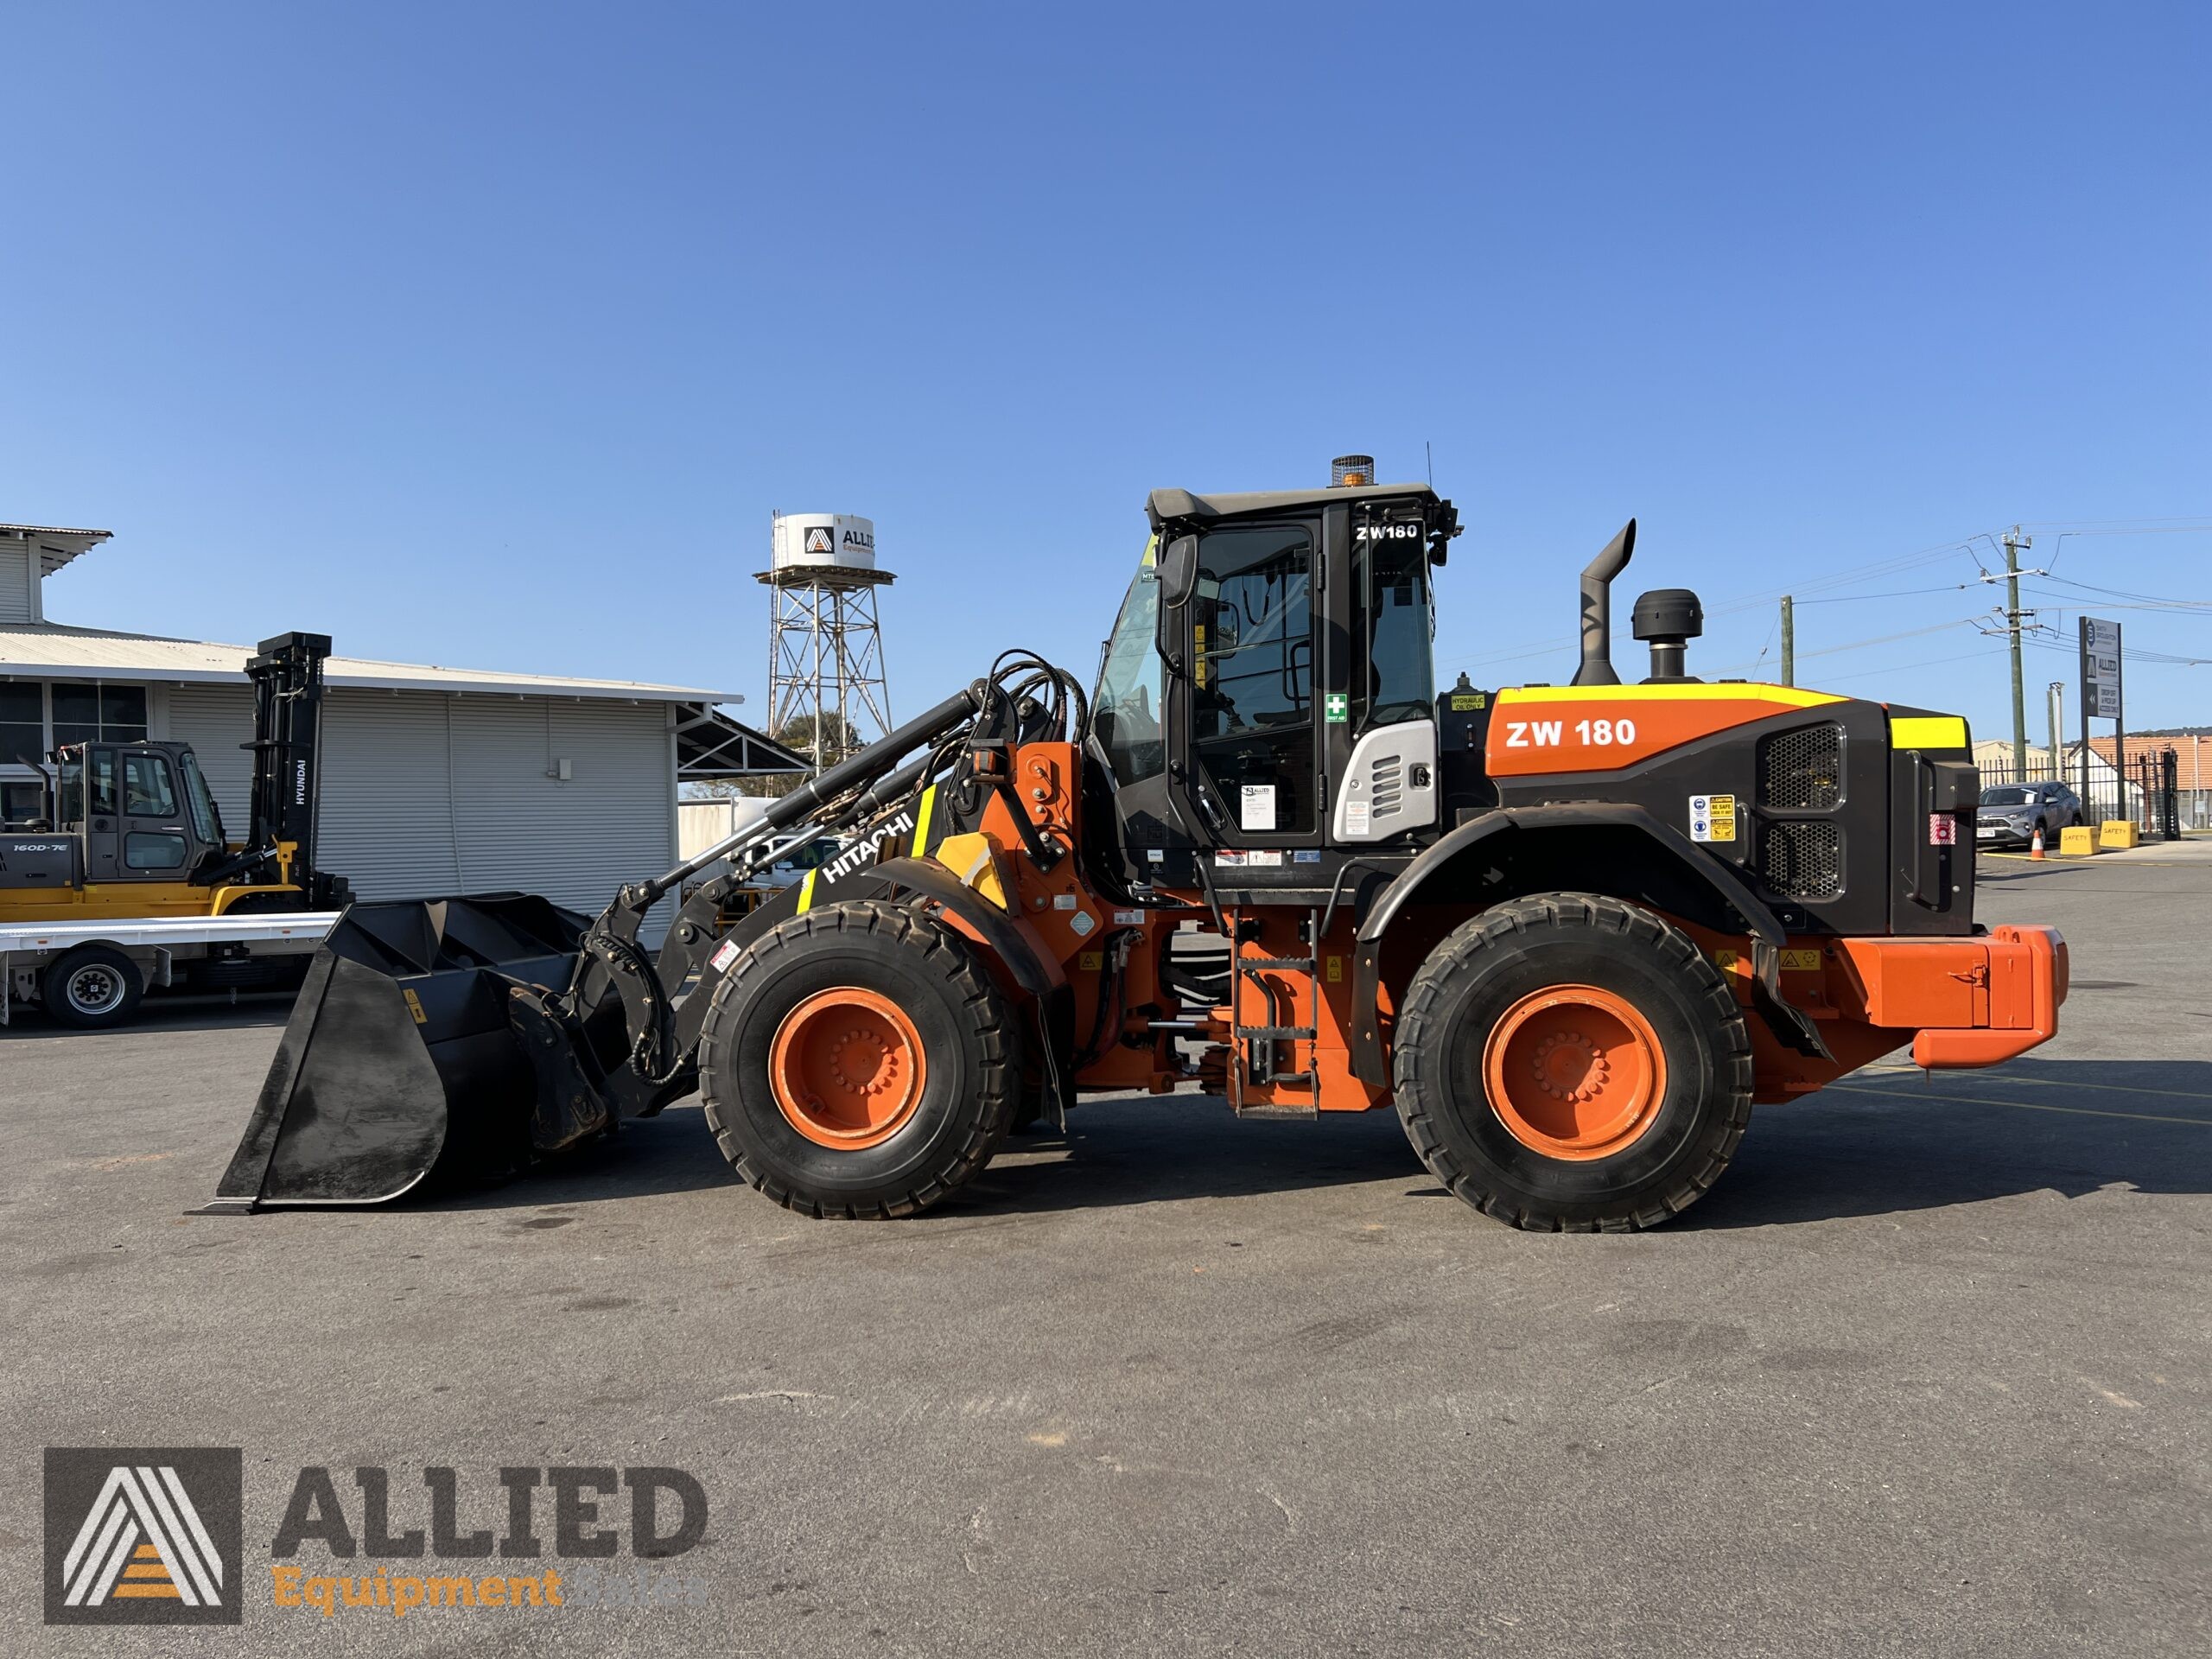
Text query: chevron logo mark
44 1447 243 1626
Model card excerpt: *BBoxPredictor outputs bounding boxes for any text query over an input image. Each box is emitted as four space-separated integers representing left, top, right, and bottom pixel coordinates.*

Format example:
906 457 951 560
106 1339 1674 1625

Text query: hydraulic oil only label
1688 794 1737 843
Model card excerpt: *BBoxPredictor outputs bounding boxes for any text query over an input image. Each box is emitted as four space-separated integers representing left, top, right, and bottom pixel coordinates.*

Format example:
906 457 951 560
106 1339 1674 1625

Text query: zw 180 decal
1355 523 1423 542
1503 717 1638 748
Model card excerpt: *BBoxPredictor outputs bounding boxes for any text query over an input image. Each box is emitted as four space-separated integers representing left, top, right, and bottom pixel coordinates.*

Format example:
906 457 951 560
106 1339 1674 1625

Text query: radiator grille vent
1760 722 1843 810
1760 820 1843 900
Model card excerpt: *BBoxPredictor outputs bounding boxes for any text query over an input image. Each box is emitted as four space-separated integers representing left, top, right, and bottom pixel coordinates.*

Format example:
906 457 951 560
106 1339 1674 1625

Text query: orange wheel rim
769 988 927 1150
1482 983 1666 1161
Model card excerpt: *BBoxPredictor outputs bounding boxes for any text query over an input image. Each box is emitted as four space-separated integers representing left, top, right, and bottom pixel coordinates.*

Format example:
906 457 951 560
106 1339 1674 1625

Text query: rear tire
1391 893 1752 1231
41 946 145 1031
697 899 1016 1217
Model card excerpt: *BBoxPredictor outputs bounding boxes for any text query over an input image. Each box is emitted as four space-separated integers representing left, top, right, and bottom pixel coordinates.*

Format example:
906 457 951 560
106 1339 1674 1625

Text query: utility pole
2003 527 2031 775
1779 595 1794 687
2046 682 2064 777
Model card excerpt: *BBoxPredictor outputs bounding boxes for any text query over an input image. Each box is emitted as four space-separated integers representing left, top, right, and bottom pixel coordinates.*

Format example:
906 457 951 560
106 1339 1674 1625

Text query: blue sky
5 3 2206 739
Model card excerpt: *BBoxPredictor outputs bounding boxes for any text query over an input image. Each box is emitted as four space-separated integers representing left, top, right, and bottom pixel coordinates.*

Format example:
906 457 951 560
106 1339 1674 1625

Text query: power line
2036 574 2212 608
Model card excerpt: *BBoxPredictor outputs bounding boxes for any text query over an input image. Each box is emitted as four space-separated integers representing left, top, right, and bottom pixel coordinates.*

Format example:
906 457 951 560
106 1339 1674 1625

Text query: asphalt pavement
4 844 2208 1656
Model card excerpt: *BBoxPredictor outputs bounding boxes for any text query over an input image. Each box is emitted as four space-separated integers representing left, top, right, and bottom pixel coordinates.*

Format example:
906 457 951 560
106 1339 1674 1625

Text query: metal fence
1978 749 2195 836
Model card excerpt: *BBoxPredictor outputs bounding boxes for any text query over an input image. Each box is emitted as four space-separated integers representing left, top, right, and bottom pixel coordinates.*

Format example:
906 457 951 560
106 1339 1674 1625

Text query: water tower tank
772 512 877 571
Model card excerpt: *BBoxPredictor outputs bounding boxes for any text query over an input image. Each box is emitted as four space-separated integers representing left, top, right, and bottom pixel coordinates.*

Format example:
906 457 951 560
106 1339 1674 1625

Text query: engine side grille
1370 756 1404 820
1759 722 1843 809
1760 820 1843 900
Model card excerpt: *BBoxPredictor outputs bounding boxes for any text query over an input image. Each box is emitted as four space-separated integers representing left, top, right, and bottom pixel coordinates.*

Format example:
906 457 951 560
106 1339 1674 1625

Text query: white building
1 524 802 921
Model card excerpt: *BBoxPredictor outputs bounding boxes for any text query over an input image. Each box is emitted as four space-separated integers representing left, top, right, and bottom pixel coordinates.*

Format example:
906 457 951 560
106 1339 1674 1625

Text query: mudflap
201 893 615 1212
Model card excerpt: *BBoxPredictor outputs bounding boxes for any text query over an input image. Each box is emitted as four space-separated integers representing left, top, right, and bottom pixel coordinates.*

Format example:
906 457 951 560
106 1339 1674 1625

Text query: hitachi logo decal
817 810 912 883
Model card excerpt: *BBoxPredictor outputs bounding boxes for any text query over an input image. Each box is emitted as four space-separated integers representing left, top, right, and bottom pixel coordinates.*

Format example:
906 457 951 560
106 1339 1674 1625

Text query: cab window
178 749 223 842
125 832 188 870
90 748 118 818
124 752 179 818
1091 544 1166 788
1192 524 1315 834
1353 524 1435 730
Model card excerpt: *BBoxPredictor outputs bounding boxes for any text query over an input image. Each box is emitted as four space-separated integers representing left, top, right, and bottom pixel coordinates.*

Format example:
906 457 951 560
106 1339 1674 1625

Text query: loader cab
53 740 227 883
1088 475 1459 896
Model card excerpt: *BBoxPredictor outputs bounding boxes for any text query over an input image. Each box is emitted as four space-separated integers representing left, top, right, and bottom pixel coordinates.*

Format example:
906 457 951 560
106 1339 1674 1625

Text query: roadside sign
2081 616 2122 720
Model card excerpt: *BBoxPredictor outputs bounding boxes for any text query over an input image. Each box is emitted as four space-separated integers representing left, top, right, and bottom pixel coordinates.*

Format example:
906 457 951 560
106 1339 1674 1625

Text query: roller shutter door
317 691 674 931
164 683 255 834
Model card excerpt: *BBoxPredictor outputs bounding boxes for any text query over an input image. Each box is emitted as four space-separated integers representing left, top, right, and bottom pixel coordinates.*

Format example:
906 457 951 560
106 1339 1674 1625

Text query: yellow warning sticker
1450 692 1487 710
401 988 429 1026
1689 793 1737 843
1078 951 1103 972
1779 948 1822 972
1325 955 1344 982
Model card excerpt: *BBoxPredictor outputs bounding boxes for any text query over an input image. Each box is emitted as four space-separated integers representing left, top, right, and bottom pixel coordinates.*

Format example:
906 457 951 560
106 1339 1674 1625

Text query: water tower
760 512 895 774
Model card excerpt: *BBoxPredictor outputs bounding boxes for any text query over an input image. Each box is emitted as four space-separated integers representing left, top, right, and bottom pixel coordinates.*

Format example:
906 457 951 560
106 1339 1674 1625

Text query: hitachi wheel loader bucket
203 893 620 1211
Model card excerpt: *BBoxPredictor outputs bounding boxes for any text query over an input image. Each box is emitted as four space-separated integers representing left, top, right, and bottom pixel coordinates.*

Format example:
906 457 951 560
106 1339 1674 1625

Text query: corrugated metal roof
0 524 112 538
0 621 743 704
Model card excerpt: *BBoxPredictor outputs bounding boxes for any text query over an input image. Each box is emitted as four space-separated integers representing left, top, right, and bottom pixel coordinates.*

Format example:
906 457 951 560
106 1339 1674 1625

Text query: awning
674 703 809 779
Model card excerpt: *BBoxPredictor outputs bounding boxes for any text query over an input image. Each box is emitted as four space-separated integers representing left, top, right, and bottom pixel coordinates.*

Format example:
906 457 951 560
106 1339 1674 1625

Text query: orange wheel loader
207 462 2066 1230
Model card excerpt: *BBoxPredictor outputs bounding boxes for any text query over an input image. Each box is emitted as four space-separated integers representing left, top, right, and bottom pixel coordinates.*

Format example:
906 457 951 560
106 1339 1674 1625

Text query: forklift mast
242 632 340 904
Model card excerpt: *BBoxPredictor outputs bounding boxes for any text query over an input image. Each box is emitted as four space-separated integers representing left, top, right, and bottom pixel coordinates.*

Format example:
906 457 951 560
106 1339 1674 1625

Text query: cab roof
1146 481 1438 529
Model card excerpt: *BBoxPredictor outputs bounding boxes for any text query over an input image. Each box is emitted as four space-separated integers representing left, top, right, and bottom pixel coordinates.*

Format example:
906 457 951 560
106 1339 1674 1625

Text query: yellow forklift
0 632 351 1027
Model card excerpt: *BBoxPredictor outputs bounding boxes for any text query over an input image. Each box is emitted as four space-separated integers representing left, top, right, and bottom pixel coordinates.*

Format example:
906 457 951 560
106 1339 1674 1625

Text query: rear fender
1348 804 1822 1085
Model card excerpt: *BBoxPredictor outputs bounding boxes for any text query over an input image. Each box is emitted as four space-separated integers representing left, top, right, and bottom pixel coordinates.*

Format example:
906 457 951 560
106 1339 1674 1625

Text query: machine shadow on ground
412 1058 2212 1229
1684 1058 2212 1229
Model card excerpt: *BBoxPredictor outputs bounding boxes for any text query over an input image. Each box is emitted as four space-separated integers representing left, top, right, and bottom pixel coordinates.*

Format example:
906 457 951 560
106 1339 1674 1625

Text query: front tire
1391 894 1752 1231
42 945 145 1031
697 899 1016 1217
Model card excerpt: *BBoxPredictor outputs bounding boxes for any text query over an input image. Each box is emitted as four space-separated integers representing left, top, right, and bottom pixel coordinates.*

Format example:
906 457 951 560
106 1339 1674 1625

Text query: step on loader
207 462 2067 1230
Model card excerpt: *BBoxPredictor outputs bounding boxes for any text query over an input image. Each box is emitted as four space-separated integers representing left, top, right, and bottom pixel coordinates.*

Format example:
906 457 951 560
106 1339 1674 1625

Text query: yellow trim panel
912 784 938 855
1891 715 1967 750
796 869 817 913
1497 683 1845 708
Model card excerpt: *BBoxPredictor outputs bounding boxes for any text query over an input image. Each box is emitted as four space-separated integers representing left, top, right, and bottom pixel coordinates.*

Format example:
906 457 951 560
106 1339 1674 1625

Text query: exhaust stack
1571 519 1637 687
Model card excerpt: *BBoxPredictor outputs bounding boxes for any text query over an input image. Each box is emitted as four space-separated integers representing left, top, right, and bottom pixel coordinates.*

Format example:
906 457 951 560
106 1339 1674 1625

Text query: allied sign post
2078 616 2123 819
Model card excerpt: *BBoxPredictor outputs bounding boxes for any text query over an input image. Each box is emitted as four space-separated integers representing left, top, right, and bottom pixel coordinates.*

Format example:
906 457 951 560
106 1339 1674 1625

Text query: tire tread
1391 893 1753 1232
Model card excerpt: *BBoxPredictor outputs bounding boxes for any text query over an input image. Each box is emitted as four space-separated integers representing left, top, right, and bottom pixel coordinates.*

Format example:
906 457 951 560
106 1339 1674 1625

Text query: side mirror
1154 534 1198 673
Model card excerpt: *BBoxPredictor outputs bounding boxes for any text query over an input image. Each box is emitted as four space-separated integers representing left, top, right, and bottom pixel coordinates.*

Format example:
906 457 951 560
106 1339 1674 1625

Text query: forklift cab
54 741 228 883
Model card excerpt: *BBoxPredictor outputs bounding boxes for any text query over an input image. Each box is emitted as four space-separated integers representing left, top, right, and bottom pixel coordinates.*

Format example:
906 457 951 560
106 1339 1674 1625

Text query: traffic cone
2031 824 2046 860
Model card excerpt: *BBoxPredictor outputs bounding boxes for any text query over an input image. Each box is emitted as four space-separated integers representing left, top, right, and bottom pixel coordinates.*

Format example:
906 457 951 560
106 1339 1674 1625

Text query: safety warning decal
1688 793 1737 843
1215 849 1284 868
709 938 742 973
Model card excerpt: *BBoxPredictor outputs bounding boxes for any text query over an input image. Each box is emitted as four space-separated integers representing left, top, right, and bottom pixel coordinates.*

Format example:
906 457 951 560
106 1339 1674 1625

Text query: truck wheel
1391 893 1752 1232
697 899 1016 1217
42 946 145 1031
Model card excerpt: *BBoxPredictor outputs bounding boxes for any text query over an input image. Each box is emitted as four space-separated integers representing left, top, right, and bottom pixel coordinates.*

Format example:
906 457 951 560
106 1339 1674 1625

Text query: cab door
108 747 194 882
76 744 125 881
1178 520 1324 849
